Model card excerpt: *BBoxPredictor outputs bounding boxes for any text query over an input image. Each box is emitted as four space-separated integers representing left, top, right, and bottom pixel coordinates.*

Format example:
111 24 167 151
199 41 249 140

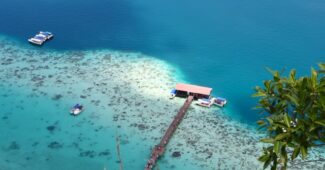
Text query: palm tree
253 63 325 169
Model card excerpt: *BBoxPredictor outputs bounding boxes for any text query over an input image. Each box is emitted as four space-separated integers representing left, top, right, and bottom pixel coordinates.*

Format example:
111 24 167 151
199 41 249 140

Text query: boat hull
70 109 83 116
28 39 43 45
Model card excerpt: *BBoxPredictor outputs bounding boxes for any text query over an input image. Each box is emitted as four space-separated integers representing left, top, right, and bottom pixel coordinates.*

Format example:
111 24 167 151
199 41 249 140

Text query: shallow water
0 37 324 170
0 38 204 169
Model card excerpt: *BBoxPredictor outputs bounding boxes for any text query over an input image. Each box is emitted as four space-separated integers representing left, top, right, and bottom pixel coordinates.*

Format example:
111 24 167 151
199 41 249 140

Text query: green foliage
253 63 325 169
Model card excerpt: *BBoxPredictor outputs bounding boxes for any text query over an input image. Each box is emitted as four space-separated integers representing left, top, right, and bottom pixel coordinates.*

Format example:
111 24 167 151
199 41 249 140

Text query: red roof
175 83 212 96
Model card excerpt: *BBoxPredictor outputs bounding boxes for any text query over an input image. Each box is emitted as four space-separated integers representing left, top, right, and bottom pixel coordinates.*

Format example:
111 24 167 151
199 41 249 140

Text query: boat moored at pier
170 89 176 99
169 83 227 108
196 98 213 107
213 97 227 107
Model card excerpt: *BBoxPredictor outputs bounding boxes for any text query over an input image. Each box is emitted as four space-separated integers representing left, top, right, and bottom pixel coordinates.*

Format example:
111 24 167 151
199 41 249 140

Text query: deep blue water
1 0 325 123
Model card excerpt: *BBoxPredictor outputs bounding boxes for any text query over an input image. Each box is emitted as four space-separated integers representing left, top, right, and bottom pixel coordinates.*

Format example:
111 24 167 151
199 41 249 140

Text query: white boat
70 104 84 116
28 31 53 45
169 89 176 99
213 97 227 107
39 31 53 39
28 35 46 45
196 98 213 107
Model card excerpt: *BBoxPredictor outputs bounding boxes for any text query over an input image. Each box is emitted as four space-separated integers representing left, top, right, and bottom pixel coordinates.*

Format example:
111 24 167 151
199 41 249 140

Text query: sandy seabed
0 36 324 170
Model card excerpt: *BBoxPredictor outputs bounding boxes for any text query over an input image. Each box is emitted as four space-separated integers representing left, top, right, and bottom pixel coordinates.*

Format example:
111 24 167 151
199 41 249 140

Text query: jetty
145 83 212 170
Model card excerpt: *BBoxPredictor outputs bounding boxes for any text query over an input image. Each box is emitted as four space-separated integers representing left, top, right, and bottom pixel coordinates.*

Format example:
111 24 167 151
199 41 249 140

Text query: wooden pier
145 95 194 170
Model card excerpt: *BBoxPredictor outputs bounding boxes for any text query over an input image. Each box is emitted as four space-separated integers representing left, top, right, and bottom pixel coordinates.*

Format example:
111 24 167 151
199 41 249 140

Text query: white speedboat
70 104 84 116
196 98 213 107
213 97 227 107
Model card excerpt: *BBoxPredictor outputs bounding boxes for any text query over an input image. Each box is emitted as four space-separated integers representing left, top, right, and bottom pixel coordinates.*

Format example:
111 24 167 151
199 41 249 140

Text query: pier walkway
145 95 194 170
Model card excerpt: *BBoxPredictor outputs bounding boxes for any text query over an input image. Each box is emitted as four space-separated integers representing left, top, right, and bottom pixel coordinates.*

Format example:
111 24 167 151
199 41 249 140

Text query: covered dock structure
144 83 213 170
174 83 212 99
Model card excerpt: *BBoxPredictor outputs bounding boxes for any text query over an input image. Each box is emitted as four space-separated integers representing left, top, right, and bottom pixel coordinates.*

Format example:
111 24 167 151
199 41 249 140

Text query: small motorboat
196 98 213 107
28 31 53 45
70 104 84 116
213 97 227 107
169 89 176 99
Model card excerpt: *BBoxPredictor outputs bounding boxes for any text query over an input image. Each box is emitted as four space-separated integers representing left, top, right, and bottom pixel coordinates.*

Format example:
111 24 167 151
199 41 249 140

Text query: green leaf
273 122 287 128
261 138 275 143
266 67 281 82
283 114 291 127
274 141 282 155
309 124 318 132
271 158 278 170
300 146 308 159
315 120 325 126
285 94 299 106
280 146 288 168
275 133 290 141
266 117 273 124
289 69 296 82
263 156 272 169
291 146 300 160
266 67 276 75
258 154 270 162
311 68 318 87
253 105 263 110
252 91 267 97
264 80 271 91
319 63 325 70
319 63 325 73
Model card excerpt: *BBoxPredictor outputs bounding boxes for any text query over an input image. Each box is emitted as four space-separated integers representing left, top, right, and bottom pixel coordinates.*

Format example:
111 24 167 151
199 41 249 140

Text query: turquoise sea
0 0 325 169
